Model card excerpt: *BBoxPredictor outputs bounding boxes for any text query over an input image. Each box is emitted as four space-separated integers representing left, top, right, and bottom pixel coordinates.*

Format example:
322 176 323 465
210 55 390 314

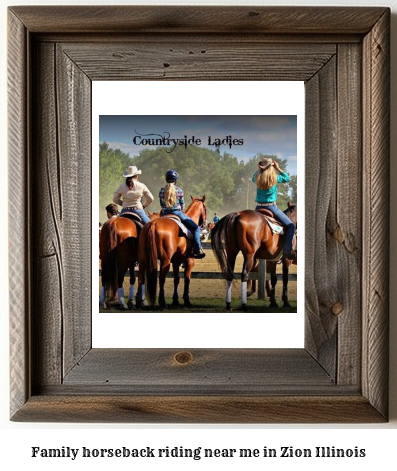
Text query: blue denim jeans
163 209 201 252
256 204 295 253
120 207 150 224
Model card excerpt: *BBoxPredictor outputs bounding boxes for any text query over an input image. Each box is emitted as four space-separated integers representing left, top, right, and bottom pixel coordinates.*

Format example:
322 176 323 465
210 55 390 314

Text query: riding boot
283 223 296 259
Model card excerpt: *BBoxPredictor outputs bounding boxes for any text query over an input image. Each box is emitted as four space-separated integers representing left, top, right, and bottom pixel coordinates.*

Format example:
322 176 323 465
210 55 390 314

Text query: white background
92 81 305 348
1 0 396 469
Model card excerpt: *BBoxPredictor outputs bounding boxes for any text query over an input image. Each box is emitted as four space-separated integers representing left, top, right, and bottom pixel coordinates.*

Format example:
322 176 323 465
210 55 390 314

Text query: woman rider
113 165 154 224
159 169 206 259
252 158 296 259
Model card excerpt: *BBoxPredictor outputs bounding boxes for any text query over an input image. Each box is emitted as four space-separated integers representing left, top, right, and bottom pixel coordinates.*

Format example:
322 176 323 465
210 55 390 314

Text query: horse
135 196 207 308
211 203 297 311
99 211 160 310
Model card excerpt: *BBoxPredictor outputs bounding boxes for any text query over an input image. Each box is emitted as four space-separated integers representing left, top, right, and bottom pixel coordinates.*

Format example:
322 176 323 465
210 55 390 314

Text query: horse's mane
186 196 207 226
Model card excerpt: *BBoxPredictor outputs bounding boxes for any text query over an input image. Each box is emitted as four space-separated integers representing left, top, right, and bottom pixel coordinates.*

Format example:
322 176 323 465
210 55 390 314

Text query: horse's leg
159 259 171 308
282 259 292 308
241 253 256 311
117 252 129 310
247 280 256 297
182 259 194 307
265 262 272 299
99 283 107 309
269 262 279 308
127 262 136 309
225 250 238 311
247 262 258 297
171 262 180 306
136 261 145 308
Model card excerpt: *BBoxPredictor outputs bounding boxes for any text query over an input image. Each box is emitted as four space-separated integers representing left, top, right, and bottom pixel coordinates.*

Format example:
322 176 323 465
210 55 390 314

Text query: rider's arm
113 183 123 206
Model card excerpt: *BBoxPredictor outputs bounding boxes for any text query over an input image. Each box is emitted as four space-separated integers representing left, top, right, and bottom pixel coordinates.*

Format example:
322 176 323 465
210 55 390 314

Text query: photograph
97 115 298 313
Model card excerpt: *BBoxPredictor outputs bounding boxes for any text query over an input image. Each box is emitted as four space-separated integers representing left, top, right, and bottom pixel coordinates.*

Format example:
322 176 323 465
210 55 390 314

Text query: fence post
258 259 266 299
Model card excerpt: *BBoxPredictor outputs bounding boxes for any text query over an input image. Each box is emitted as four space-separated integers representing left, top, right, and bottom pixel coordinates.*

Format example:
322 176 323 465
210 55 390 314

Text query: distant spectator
105 203 119 219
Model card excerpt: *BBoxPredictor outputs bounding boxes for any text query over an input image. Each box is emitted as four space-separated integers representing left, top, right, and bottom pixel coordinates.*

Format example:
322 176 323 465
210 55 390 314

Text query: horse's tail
211 212 239 280
144 222 158 306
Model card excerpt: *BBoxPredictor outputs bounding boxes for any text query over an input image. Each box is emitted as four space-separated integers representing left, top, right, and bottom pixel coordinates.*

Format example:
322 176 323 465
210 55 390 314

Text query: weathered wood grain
11 396 385 424
335 43 362 386
304 57 338 378
56 44 92 377
63 349 332 389
8 6 387 34
362 9 390 419
8 6 390 423
8 9 30 419
60 42 336 82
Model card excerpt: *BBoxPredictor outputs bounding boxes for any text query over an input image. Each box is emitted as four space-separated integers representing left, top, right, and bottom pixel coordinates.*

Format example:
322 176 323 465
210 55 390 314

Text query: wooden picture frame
8 6 390 423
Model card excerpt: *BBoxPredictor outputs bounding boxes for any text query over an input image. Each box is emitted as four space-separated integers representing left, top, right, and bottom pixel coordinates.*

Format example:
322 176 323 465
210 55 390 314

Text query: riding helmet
165 169 178 183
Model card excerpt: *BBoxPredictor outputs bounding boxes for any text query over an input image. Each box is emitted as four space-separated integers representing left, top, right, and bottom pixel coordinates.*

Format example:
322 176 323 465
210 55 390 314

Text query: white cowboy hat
123 165 142 177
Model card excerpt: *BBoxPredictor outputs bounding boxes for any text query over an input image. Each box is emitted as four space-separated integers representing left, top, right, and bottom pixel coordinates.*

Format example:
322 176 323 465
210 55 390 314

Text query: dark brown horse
136 196 207 308
211 204 297 311
99 212 159 309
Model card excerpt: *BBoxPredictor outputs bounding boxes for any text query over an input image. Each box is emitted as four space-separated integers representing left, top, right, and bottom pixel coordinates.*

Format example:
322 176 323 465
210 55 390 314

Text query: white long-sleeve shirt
113 180 154 209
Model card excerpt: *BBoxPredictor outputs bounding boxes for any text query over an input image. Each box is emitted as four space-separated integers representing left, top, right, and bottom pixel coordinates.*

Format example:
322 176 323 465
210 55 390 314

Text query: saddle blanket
265 217 284 235
164 215 193 239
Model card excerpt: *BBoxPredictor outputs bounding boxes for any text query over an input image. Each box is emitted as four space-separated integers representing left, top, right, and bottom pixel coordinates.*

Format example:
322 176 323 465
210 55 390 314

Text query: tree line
99 142 297 223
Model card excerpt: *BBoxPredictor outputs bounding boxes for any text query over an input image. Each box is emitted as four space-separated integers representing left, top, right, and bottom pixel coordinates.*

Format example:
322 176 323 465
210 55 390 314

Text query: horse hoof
127 300 135 309
99 303 107 309
226 302 232 311
172 300 180 307
183 300 192 308
269 302 279 309
283 302 291 308
241 304 248 312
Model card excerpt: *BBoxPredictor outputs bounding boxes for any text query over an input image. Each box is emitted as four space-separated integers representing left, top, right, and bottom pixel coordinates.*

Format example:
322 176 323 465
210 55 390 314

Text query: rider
113 165 154 224
252 158 296 260
159 169 206 259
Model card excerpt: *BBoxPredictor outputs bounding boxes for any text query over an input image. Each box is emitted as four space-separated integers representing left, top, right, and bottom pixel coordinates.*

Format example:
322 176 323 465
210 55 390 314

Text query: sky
99 115 298 175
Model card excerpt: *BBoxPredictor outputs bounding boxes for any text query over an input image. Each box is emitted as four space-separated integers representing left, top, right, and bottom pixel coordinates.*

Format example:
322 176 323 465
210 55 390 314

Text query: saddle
256 208 284 235
118 212 144 229
162 214 193 239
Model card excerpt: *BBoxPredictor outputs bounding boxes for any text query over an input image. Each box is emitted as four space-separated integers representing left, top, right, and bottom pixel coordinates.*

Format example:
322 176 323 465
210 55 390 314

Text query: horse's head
188 195 207 226
285 202 297 227
148 211 161 220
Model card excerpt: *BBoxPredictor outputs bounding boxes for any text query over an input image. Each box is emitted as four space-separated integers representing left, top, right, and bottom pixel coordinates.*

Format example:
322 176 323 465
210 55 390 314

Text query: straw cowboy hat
123 165 142 177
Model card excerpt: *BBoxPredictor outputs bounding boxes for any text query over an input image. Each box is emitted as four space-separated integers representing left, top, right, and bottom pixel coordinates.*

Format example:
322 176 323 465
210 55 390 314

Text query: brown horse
99 212 159 309
211 204 297 311
136 196 207 308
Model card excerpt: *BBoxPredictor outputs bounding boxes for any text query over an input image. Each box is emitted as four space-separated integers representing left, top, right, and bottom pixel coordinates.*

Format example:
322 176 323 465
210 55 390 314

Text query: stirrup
193 249 206 259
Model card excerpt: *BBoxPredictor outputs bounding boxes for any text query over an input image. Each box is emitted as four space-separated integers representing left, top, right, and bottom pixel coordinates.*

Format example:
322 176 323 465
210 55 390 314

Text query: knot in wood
331 302 344 316
174 351 194 365
333 225 344 244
